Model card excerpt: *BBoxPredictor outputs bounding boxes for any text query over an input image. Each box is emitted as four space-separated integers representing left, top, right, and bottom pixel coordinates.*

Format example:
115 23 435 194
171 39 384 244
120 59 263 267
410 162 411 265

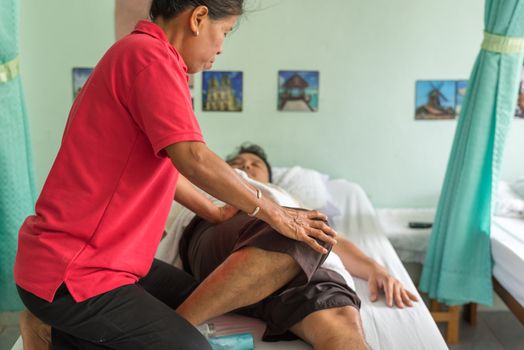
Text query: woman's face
228 153 270 183
183 12 238 74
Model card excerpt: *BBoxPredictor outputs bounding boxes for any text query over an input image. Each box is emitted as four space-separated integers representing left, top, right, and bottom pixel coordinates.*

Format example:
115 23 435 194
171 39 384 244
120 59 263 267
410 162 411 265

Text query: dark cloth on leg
179 213 361 341
17 259 211 350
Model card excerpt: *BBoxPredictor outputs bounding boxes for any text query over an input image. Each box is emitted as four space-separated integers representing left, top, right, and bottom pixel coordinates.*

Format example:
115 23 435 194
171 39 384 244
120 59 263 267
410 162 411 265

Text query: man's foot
19 310 51 350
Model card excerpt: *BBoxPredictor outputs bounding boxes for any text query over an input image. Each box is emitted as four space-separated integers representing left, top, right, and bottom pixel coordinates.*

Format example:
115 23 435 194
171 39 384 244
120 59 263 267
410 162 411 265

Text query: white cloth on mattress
376 208 435 264
491 216 524 307
325 180 446 350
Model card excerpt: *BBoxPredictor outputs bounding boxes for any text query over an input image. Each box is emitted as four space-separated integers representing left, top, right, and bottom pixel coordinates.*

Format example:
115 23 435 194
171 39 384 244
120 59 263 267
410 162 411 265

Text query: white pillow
273 166 329 209
272 166 341 219
494 181 524 218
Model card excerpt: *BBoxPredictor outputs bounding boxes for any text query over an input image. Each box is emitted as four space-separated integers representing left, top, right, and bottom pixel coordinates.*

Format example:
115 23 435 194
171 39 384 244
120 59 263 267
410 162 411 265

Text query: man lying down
21 143 417 350
158 143 418 350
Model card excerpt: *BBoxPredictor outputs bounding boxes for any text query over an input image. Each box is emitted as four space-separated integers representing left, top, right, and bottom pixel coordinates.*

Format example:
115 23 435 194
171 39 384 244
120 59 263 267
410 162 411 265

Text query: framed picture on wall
278 71 319 112
415 80 457 120
72 67 94 99
516 63 524 119
202 71 243 112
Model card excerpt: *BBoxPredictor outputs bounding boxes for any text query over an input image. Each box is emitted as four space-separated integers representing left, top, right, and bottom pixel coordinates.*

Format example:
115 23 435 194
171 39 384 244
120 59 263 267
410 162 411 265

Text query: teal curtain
420 0 524 306
0 0 36 311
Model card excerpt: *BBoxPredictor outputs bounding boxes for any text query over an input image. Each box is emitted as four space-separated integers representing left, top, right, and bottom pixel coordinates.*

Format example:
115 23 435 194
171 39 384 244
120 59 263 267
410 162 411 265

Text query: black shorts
17 259 210 349
179 212 361 341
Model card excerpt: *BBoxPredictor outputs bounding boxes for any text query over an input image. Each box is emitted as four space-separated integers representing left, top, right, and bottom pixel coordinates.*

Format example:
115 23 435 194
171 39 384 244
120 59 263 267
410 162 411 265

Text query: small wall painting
202 71 243 112
278 71 319 112
72 67 94 99
516 64 524 119
415 80 457 120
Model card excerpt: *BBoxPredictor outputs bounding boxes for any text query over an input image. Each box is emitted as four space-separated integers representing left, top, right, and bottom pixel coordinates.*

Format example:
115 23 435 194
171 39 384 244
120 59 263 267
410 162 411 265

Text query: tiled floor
0 312 19 350
1 311 523 349
447 311 524 350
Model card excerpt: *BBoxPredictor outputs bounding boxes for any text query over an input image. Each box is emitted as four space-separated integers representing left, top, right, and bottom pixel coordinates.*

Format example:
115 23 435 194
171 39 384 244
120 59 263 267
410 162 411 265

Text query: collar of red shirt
132 20 188 73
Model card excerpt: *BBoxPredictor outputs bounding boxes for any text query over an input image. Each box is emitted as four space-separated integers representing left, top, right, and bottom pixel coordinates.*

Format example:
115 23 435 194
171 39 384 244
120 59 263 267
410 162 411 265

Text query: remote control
408 222 433 229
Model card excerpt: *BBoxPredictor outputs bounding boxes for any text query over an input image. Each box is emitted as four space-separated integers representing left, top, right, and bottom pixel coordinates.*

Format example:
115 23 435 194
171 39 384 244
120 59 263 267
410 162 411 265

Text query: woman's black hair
226 142 273 183
150 0 244 21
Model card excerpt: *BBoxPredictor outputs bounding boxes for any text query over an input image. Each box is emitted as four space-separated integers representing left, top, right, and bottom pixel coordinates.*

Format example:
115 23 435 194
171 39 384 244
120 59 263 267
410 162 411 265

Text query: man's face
228 153 270 183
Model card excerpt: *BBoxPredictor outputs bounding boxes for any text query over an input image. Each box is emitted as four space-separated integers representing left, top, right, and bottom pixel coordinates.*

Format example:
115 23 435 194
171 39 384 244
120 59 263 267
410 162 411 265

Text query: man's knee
293 306 365 345
230 246 300 271
335 306 364 336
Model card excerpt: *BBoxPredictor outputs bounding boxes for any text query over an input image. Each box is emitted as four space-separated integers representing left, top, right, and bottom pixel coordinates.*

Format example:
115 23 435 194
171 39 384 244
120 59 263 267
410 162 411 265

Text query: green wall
20 0 524 208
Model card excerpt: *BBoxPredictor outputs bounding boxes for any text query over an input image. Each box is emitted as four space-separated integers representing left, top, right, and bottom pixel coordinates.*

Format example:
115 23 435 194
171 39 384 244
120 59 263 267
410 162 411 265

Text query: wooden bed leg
429 299 461 344
464 303 478 326
431 299 441 312
447 306 460 344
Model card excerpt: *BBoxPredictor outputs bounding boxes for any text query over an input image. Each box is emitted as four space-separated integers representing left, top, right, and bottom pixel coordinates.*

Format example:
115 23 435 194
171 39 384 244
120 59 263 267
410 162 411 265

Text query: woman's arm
333 237 418 308
174 175 238 224
166 141 337 254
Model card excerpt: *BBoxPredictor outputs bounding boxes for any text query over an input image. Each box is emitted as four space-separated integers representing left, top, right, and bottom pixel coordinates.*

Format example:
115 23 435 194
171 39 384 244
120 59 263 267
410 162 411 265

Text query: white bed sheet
326 180 446 350
491 216 524 308
198 180 448 350
11 179 447 350
376 208 435 264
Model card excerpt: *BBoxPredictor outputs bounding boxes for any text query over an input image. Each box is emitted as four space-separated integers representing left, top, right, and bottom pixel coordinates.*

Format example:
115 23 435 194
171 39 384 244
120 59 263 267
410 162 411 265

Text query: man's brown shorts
179 212 361 341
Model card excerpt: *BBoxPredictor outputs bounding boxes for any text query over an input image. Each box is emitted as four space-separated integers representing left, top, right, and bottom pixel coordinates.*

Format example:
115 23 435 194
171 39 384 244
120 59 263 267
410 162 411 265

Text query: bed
491 216 524 323
11 176 448 350
377 206 524 328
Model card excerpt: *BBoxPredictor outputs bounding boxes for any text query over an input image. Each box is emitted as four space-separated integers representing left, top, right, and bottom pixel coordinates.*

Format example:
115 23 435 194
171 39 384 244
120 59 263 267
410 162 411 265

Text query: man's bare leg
177 246 301 325
19 310 52 350
289 306 369 350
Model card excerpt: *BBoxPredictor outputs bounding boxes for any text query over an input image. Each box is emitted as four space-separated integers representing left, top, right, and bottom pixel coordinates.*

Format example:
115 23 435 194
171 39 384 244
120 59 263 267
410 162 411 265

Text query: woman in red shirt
14 1 336 349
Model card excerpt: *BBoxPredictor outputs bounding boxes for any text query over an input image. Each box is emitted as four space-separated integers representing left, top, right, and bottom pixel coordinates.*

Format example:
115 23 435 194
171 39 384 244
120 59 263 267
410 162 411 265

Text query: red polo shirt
14 21 203 302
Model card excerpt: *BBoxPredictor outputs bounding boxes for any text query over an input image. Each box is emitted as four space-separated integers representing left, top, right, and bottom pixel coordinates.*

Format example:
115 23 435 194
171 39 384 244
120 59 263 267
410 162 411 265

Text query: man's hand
368 265 418 308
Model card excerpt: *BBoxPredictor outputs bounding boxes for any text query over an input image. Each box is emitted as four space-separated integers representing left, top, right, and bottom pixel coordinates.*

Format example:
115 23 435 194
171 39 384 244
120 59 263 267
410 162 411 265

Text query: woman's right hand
263 207 338 254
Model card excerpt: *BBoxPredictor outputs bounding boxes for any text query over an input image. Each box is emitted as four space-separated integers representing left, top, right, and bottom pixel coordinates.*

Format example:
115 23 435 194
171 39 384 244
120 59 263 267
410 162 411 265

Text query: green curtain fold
419 0 524 305
1 0 36 311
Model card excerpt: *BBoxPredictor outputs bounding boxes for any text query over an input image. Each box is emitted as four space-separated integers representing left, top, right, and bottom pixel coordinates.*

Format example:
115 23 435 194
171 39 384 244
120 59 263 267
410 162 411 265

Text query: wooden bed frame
461 277 524 333
429 300 461 343
493 277 524 324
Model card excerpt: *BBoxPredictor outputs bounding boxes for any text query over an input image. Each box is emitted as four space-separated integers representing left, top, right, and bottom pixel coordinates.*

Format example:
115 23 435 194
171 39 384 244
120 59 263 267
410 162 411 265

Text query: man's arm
333 238 418 308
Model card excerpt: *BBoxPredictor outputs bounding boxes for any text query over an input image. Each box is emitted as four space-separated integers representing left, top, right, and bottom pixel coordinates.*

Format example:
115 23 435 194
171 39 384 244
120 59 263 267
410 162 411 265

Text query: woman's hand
368 264 418 308
209 204 239 224
266 207 338 254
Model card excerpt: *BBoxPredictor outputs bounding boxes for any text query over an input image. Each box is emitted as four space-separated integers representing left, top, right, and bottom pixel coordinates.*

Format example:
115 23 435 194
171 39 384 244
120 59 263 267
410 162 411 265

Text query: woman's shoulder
105 33 177 74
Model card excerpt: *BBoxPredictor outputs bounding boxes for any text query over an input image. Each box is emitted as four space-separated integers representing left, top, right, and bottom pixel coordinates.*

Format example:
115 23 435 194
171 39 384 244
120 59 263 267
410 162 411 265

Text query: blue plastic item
208 333 255 350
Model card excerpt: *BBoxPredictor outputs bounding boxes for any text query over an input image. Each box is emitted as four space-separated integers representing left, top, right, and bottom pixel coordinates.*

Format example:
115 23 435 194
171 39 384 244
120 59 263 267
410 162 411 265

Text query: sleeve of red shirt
128 58 204 158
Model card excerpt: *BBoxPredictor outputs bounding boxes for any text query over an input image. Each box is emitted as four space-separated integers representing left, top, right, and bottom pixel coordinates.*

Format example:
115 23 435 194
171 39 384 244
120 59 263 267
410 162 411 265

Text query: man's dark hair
150 0 244 21
226 142 273 183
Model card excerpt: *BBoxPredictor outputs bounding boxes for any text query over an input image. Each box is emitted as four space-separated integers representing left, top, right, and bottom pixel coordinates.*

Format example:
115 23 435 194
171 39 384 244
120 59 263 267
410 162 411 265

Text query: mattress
11 180 447 350
491 216 524 308
376 208 435 264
